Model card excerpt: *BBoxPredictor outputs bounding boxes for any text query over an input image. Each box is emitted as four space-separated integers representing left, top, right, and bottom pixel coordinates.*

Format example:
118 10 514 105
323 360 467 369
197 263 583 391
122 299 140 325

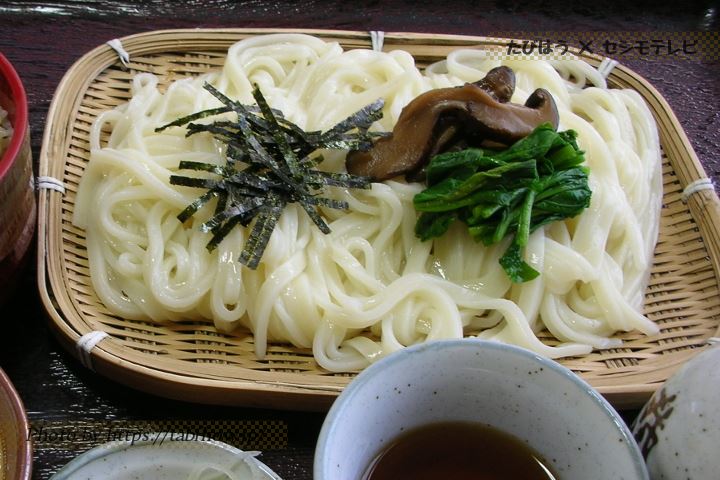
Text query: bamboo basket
37 29 720 410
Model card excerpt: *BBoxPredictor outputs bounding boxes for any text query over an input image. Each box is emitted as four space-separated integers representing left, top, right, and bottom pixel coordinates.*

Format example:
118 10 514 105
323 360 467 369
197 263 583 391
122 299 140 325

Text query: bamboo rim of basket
37 28 720 410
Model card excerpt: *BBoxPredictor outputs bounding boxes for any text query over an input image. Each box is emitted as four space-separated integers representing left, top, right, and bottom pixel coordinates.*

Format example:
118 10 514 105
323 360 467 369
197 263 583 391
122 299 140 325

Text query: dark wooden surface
1 2 718 479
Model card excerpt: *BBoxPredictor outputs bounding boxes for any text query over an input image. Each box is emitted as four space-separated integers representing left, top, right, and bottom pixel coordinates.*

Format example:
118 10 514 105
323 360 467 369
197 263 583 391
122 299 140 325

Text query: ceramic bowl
50 435 281 480
632 341 720 480
315 339 648 480
0 53 35 306
0 368 32 480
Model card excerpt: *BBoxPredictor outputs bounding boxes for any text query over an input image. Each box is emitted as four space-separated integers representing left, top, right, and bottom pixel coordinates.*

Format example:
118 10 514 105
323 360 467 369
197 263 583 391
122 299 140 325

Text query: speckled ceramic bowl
315 339 648 480
632 342 720 480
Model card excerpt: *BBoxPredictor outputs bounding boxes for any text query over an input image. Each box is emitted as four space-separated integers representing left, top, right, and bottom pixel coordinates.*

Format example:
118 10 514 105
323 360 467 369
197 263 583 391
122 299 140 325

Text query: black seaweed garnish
156 83 384 269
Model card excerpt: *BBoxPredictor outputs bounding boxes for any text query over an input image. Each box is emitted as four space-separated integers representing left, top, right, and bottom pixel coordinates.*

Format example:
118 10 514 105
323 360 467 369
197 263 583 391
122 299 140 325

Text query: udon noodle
0 106 12 155
73 34 663 371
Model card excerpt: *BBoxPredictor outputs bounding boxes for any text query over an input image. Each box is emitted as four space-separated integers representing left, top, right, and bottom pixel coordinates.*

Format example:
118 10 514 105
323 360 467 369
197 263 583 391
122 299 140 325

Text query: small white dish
50 435 281 480
315 339 648 480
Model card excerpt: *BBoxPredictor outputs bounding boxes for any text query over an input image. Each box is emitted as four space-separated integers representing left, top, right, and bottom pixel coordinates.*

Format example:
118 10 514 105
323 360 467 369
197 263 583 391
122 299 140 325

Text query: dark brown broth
362 421 559 480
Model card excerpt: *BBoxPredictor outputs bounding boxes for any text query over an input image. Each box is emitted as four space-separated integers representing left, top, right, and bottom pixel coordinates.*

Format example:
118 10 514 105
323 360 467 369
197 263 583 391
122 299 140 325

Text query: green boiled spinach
413 123 592 283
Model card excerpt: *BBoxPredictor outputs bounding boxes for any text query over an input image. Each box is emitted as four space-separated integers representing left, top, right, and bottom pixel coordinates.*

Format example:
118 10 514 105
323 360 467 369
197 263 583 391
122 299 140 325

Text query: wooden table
1 2 719 478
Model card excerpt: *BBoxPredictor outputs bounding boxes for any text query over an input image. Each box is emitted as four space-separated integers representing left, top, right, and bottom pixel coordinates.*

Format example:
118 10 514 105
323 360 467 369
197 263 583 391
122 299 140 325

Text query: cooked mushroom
346 67 559 181
473 65 515 103
419 66 516 165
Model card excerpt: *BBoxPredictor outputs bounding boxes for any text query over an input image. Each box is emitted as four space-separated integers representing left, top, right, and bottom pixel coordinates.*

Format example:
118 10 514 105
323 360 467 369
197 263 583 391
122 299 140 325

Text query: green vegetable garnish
413 123 592 283
157 83 384 269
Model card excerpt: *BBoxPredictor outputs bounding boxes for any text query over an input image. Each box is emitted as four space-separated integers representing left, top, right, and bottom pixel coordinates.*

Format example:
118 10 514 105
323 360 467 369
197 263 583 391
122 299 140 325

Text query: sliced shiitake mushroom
346 66 559 181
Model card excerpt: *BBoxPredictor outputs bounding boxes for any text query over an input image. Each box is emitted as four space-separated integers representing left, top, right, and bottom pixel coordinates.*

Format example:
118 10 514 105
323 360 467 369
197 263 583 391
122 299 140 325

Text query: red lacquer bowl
0 53 35 305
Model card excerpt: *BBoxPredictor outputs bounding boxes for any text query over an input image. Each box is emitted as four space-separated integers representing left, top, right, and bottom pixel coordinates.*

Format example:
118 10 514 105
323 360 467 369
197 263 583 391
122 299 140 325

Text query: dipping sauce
362 421 559 480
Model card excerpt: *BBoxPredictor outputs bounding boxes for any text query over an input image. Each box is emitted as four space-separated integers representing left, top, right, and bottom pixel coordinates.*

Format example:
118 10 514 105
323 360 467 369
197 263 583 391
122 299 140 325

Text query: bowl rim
314 339 648 479
0 367 32 480
0 52 28 181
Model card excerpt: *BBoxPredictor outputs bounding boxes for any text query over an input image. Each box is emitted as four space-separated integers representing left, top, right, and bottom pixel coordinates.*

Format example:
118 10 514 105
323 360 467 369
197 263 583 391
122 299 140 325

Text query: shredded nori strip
239 196 286 269
159 82 382 269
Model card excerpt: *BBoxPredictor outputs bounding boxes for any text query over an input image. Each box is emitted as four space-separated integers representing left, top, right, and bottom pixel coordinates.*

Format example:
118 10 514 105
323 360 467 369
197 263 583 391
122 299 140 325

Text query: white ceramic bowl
50 435 281 480
633 342 720 480
315 339 648 480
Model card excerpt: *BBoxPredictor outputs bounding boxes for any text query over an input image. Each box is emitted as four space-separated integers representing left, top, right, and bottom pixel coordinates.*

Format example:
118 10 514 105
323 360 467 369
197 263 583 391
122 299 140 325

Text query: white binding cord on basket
597 58 619 79
682 177 715 202
370 30 385 52
107 38 130 67
76 331 109 370
35 175 66 194
707 337 720 345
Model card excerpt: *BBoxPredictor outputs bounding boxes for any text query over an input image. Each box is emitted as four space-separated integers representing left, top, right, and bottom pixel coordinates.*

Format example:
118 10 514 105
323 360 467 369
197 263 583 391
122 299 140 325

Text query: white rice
0 106 12 156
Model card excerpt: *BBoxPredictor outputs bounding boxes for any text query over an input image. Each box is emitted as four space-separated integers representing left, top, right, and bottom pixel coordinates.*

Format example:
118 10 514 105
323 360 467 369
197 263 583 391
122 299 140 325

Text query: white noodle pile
73 34 662 371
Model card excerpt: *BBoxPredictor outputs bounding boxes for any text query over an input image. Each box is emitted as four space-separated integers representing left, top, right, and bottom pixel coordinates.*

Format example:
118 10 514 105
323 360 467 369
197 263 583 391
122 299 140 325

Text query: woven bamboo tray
37 28 720 410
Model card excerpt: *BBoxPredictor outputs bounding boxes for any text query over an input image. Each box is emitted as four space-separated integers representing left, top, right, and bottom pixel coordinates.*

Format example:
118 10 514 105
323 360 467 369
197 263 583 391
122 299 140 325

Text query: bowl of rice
0 52 35 304
0 367 32 480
